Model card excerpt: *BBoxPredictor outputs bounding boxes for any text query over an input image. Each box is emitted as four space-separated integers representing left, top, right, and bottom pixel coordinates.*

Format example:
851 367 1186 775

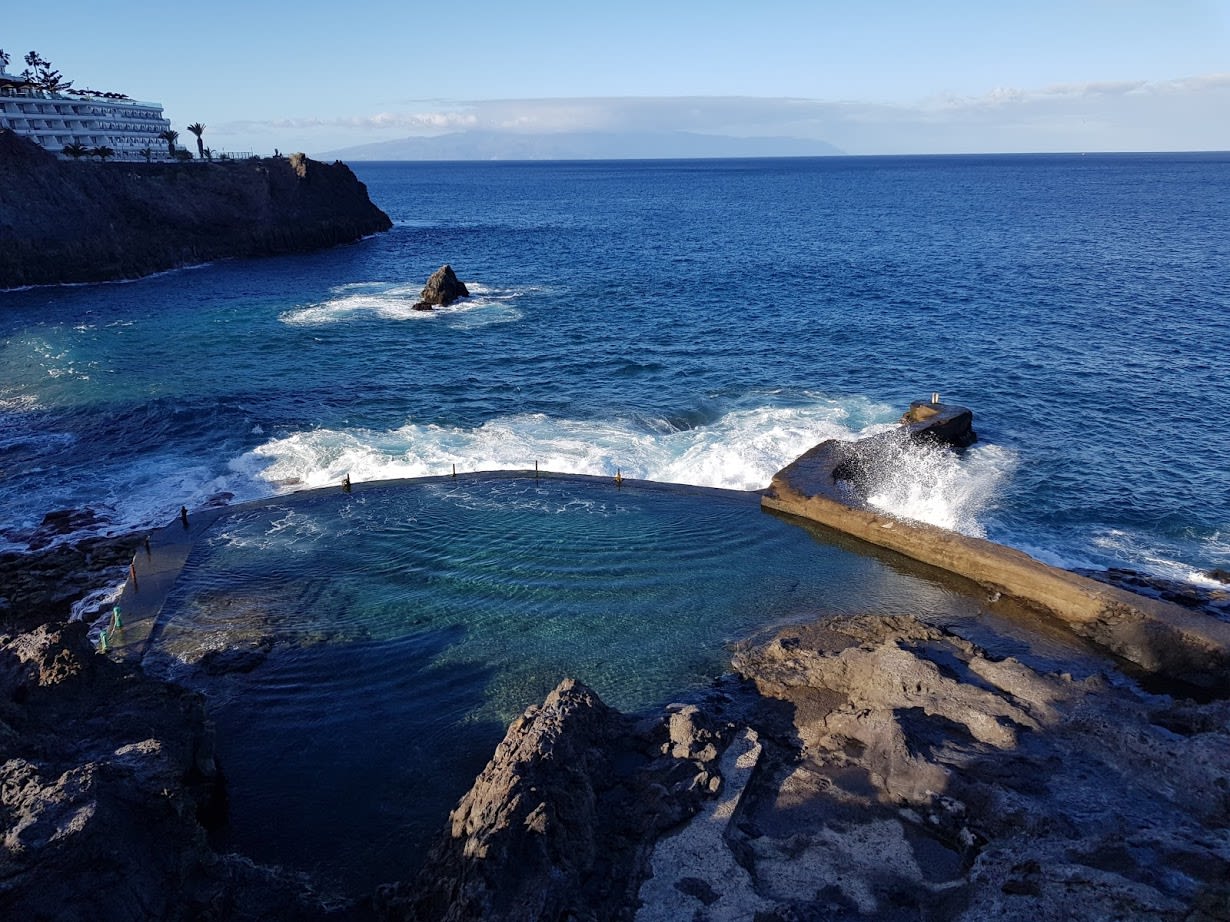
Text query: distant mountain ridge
321 130 844 161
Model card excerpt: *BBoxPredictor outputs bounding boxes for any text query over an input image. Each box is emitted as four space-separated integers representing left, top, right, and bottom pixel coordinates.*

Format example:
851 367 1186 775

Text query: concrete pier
762 401 1230 689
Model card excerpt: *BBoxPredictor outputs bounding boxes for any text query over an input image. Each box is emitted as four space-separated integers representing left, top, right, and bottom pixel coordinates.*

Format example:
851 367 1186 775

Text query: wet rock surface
1076 566 1230 624
0 130 392 288
0 533 137 634
413 264 470 310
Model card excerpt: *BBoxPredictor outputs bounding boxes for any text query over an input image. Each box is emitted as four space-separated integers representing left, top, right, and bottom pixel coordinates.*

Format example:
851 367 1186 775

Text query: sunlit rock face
0 131 391 288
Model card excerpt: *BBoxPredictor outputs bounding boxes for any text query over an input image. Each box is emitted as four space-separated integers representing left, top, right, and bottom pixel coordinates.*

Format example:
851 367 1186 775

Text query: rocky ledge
0 131 392 288
382 615 1230 921
0 618 349 920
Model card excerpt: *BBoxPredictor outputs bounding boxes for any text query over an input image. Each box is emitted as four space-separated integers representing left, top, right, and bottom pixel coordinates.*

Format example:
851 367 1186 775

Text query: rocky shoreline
375 616 1230 921
2 527 1228 920
0 568 353 919
0 130 391 288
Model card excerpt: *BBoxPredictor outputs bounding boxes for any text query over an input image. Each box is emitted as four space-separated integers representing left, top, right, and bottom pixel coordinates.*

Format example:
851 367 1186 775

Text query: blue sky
5 1 1228 156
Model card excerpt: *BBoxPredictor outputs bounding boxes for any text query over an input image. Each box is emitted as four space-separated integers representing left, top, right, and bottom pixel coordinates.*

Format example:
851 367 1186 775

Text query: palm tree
158 129 179 158
186 123 206 159
139 147 153 163
91 145 115 162
62 142 89 160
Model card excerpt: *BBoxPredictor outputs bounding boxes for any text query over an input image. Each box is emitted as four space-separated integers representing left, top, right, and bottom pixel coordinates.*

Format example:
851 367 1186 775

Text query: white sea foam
239 401 898 496
865 441 1017 538
0 391 43 413
70 578 125 624
212 505 327 552
279 279 527 328
1091 529 1228 586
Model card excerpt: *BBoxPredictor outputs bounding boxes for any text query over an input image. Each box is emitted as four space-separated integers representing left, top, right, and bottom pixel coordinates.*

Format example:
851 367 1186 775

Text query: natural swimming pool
141 474 1035 895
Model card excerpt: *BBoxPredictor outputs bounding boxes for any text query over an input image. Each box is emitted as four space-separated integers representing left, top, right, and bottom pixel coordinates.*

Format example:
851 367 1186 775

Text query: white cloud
214 73 1230 156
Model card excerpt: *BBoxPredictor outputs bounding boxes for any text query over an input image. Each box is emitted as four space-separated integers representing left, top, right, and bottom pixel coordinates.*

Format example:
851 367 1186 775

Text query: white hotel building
0 60 172 160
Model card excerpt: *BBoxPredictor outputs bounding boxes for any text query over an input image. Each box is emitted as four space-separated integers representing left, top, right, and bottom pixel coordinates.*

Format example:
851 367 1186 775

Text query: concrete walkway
101 507 226 662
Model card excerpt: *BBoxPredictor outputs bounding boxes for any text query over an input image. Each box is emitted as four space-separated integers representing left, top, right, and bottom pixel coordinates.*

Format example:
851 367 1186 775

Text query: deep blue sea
2 154 1227 579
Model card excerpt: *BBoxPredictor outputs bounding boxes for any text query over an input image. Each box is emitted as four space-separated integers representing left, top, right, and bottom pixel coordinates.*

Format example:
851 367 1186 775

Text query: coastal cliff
0 130 392 288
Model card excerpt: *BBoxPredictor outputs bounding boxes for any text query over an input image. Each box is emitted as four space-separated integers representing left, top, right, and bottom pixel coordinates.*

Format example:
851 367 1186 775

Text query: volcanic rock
0 130 392 288
724 614 1230 920
0 620 347 919
396 615 1230 920
0 534 138 634
376 678 741 921
414 264 469 309
1076 566 1230 624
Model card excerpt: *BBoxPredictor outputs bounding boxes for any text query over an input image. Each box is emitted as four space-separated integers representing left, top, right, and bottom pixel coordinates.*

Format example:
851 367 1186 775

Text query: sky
4 1 1229 157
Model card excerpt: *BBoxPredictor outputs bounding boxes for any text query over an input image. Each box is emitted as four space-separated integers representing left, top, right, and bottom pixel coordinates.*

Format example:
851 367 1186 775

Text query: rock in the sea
0 534 138 633
413 264 470 310
1075 566 1230 624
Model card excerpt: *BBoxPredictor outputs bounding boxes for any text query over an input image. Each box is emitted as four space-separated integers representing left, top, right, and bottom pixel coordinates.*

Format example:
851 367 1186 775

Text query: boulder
0 619 346 919
375 678 739 921
415 264 470 309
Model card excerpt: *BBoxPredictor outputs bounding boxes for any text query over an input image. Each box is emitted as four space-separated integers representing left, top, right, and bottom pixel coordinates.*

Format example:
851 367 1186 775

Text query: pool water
145 474 1031 895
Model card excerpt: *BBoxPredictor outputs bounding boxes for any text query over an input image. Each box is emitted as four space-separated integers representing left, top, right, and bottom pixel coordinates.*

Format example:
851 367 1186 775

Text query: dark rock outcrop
379 614 1230 920
830 399 976 490
0 131 392 288
0 619 347 920
376 678 741 922
1076 566 1230 624
412 264 469 310
0 533 137 634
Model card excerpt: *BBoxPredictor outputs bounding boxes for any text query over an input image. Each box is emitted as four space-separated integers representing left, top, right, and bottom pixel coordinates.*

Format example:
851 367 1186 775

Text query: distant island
0 130 392 288
322 129 845 161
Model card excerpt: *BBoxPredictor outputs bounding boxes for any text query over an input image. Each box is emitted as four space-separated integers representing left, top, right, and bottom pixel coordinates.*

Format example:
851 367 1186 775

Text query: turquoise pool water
146 474 1014 895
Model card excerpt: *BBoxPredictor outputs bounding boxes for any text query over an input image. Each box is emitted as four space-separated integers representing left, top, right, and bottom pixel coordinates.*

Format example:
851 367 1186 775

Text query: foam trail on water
864 441 1016 538
1091 529 1230 587
279 280 527 328
239 401 898 494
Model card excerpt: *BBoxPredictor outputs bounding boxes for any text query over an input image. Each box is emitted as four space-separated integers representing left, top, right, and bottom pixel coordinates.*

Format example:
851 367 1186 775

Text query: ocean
2 154 1227 578
2 154 1228 891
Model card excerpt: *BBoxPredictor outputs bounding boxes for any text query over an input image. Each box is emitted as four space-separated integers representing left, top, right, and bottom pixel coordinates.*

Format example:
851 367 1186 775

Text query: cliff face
0 131 392 288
